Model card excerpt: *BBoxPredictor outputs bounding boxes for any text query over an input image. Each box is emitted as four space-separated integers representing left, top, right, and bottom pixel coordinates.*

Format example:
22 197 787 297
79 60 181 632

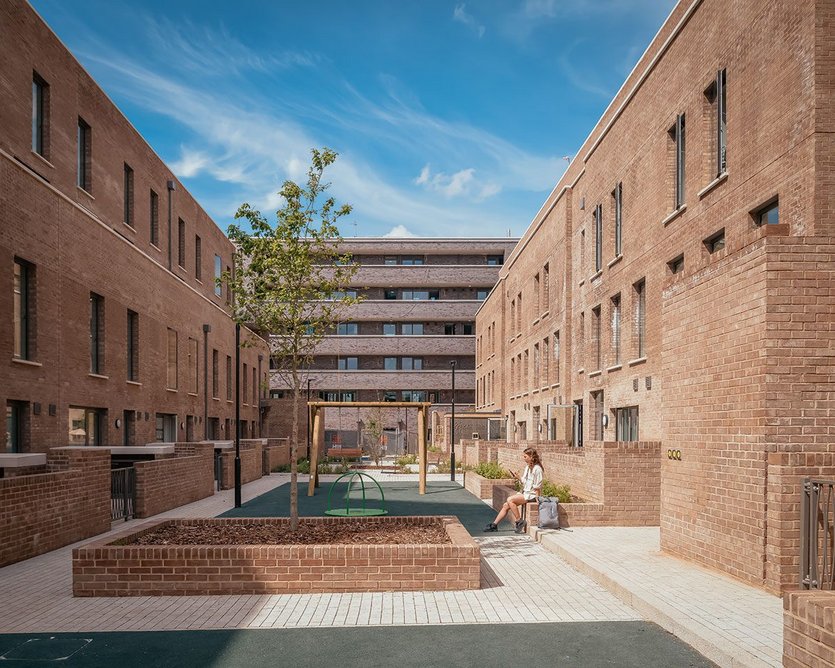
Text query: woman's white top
521 464 543 500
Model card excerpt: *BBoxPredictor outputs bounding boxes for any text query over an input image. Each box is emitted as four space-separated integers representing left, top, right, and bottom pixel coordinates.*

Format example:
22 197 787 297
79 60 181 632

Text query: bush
542 480 572 503
434 458 464 474
473 462 511 479
396 454 417 466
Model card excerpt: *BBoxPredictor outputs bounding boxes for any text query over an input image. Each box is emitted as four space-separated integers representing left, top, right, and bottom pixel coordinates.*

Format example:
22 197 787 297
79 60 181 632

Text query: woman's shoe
483 523 498 532
515 519 527 534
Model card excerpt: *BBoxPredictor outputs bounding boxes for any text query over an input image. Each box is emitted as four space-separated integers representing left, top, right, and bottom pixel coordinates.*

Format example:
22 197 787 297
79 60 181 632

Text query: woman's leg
494 493 525 524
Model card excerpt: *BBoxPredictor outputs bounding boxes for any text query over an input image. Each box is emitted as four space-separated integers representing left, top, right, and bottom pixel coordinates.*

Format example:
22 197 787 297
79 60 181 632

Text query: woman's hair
523 447 543 472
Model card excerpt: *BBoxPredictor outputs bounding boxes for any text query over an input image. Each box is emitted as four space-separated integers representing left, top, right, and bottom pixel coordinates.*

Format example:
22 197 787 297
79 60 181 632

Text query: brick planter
491 485 605 528
464 471 516 500
72 516 479 597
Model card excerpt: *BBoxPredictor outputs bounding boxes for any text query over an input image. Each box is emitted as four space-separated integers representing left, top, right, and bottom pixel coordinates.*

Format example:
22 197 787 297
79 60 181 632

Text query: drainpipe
166 179 176 271
203 324 211 439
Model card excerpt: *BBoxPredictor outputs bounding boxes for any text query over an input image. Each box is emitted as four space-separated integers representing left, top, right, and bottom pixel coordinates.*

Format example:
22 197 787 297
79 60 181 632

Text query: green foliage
435 458 464 474
396 454 417 466
542 480 573 503
473 462 511 479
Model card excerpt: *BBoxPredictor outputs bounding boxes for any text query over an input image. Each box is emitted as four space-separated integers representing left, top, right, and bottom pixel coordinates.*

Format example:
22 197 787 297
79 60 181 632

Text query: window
242 363 248 404
90 293 104 374
755 200 779 226
155 413 177 442
123 164 134 227
269 390 284 399
212 349 219 398
534 273 541 313
668 255 684 274
383 391 397 402
533 343 540 387
150 190 159 247
384 256 397 265
517 293 522 334
330 290 357 299
123 409 136 447
401 323 423 335
384 357 397 371
336 322 358 335
214 255 222 296
188 337 198 393
13 259 34 360
704 229 726 254
167 328 178 389
384 289 397 300
402 390 427 402
476 289 489 300
707 69 727 178
338 357 358 370
32 74 48 158
177 219 186 268
670 114 686 209
486 255 503 265
634 280 646 358
77 118 91 192
591 391 604 441
613 182 622 257
127 310 139 381
226 355 232 400
611 294 621 366
462 323 473 335
195 236 202 280
401 256 424 265
592 306 601 370
401 357 423 370
444 323 456 336
253 367 258 402
542 264 550 311
6 401 26 453
69 406 104 446
383 323 396 335
402 290 439 300
554 330 560 385
594 204 603 272
616 406 639 441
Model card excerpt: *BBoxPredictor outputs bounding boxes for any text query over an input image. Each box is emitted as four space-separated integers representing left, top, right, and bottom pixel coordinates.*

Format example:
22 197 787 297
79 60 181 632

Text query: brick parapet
783 590 835 667
219 440 264 490
463 471 515 500
134 447 214 518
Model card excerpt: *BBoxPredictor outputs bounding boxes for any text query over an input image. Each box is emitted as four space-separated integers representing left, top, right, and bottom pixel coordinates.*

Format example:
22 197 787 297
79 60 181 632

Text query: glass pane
69 407 86 444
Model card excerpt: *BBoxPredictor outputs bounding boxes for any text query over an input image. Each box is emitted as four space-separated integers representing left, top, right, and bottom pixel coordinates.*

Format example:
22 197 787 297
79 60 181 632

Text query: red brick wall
73 516 479 596
134 446 214 518
219 439 263 490
0 447 109 567
463 471 515 500
491 484 607 528
265 438 290 471
783 590 835 667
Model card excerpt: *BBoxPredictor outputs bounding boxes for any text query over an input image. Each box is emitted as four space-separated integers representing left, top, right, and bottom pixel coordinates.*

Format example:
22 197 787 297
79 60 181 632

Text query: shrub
396 454 417 466
434 458 464 474
473 462 511 479
542 480 572 503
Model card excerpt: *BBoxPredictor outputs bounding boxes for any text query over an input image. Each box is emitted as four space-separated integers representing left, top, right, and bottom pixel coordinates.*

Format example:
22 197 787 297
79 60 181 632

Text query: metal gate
800 478 835 589
111 467 136 521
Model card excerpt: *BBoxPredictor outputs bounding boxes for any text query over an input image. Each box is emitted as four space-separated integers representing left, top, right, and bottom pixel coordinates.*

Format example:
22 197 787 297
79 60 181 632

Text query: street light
450 360 456 482
234 322 242 508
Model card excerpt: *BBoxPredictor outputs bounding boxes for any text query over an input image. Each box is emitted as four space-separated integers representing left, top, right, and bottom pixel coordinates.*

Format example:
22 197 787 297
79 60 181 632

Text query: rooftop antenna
562 155 572 164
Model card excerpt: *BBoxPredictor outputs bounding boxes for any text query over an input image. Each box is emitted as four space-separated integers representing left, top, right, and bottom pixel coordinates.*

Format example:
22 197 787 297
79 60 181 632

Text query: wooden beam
418 406 426 495
308 407 323 496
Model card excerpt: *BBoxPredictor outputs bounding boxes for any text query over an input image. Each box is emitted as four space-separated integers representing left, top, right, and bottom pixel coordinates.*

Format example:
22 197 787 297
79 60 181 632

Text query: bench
326 448 363 460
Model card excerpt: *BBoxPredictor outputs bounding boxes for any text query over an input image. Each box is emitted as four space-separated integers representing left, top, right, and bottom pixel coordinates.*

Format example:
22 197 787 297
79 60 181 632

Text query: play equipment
325 471 388 516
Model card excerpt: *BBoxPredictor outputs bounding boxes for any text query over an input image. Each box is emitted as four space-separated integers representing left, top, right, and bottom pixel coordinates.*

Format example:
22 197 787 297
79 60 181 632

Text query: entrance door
572 400 583 448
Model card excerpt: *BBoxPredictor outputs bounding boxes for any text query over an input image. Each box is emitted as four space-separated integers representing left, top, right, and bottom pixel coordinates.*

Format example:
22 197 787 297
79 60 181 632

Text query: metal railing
214 451 224 491
110 467 136 522
800 478 835 589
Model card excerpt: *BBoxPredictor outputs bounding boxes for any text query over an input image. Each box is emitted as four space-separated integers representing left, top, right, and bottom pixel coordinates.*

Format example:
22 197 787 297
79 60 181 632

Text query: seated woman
483 447 543 533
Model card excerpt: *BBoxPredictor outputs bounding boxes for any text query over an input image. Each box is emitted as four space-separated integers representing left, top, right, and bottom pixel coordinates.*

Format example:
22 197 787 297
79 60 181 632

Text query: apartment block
476 0 835 593
268 238 517 451
0 0 268 456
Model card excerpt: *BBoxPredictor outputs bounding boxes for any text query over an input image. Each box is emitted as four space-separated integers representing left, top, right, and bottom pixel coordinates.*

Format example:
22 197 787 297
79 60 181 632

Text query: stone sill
698 172 728 199
628 357 647 367
662 205 687 227
12 358 42 367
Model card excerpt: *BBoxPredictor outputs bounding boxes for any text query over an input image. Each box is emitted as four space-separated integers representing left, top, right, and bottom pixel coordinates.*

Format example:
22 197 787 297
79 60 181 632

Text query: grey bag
537 496 560 529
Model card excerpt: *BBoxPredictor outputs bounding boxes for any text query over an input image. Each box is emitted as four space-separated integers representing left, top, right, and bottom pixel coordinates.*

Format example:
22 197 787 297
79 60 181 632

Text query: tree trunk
290 371 300 531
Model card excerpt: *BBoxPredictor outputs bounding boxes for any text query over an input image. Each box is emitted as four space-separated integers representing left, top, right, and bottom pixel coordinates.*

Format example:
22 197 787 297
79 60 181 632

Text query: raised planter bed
72 516 479 597
464 471 516 500
492 485 602 528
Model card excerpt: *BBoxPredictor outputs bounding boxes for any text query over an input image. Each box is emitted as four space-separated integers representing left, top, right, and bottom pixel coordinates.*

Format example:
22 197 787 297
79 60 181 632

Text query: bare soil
122 521 451 546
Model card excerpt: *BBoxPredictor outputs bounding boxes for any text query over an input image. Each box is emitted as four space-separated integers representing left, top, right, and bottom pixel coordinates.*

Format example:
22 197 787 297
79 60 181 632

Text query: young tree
226 148 359 530
363 406 386 466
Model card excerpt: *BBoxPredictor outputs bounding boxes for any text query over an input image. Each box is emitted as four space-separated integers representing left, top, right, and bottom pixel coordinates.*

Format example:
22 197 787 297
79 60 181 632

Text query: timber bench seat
327 448 363 459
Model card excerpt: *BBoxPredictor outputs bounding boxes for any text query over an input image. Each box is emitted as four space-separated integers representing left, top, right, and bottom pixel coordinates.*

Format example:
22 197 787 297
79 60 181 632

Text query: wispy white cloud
383 225 417 238
414 164 501 201
453 4 485 38
558 42 614 98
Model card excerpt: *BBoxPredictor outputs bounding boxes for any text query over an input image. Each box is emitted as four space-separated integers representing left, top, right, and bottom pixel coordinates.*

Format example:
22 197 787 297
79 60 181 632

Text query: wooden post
308 406 323 496
418 405 426 495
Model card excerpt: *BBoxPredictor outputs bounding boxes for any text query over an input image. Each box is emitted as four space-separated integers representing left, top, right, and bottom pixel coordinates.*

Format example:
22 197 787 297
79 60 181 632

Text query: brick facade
783 590 835 667
134 445 215 518
463 471 515 500
219 439 264 490
0 447 110 568
72 516 480 596
476 0 835 591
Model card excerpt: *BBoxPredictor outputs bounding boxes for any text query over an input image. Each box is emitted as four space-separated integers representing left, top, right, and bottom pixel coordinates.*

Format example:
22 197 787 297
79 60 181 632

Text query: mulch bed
121 521 452 546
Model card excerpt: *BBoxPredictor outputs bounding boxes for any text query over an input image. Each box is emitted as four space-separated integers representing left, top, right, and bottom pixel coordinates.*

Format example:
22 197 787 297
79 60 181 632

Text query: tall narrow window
542 263 550 312
716 69 726 177
90 292 104 374
533 343 540 388
13 259 33 361
167 328 178 389
195 235 202 280
150 190 159 247
226 355 232 400
542 337 549 385
177 219 186 268
534 273 540 315
214 255 222 296
634 279 646 358
517 292 522 334
32 74 48 158
554 330 560 385
212 349 219 398
611 294 621 366
592 306 601 371
6 401 26 453
127 310 139 381
188 337 198 393
671 114 686 209
594 204 603 272
243 363 248 404
77 118 91 192
123 163 134 227
252 367 257 404
613 183 622 257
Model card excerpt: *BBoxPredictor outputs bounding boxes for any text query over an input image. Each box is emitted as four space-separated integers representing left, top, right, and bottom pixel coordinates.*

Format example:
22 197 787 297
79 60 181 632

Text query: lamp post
450 360 456 482
234 322 242 508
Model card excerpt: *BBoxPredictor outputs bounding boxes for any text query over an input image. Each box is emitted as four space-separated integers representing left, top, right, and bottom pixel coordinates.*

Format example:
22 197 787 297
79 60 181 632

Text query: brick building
476 0 835 592
0 0 267 457
266 237 517 452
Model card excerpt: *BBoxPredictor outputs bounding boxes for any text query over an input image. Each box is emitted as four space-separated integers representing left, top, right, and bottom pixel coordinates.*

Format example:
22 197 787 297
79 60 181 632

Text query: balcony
284 369 475 391
314 335 474 356
342 299 481 320
351 265 500 288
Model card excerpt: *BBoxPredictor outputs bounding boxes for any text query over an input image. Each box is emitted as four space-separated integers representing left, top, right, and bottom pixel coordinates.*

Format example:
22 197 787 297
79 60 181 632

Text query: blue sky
31 0 676 238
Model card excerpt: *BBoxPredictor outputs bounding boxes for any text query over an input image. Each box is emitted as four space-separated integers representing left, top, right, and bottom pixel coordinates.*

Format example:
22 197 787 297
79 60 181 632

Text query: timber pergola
307 401 432 496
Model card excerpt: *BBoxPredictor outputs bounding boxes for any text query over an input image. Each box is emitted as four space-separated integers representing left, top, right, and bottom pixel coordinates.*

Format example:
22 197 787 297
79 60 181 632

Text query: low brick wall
464 471 515 500
461 440 500 467
0 447 110 568
491 484 606 528
783 590 835 667
73 516 480 596
266 438 290 471
134 445 215 518
220 440 264 490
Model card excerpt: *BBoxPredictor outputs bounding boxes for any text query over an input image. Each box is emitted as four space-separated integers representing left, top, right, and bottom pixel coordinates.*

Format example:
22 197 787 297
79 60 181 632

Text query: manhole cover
0 637 91 661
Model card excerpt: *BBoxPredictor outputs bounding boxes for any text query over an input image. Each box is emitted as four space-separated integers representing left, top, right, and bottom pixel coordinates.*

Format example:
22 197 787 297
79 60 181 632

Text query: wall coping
111 445 176 455
0 453 47 468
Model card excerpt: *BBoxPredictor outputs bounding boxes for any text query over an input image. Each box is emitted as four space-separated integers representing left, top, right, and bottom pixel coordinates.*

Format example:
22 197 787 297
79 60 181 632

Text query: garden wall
0 447 110 567
463 471 515 500
783 590 835 667
134 444 215 518
219 439 264 490
265 438 290 471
